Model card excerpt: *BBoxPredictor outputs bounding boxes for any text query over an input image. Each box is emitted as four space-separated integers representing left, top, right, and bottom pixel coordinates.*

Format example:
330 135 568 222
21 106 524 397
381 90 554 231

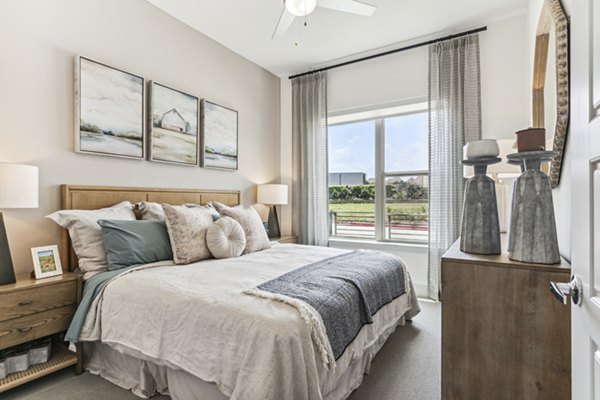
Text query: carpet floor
3 301 440 400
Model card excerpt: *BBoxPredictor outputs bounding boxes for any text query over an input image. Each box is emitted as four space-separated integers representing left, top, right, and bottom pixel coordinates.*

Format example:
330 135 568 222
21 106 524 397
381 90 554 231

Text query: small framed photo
31 246 63 279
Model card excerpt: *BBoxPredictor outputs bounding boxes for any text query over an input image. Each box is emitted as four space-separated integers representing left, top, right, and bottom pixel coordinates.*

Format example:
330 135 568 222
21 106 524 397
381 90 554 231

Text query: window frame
328 102 429 244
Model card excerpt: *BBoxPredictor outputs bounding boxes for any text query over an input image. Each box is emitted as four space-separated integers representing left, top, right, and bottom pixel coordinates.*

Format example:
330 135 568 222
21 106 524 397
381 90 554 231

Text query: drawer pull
17 327 32 333
18 300 33 306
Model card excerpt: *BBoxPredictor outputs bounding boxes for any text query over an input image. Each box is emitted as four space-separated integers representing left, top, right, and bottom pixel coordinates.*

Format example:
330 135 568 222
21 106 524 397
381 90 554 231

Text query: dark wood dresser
441 239 571 400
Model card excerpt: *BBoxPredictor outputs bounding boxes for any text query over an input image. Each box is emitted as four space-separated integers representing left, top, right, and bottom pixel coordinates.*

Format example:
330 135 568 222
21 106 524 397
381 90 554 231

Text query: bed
58 185 420 400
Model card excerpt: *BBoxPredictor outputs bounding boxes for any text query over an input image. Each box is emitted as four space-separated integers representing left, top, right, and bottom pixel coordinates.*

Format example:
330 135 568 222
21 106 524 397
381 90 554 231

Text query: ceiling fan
272 0 377 39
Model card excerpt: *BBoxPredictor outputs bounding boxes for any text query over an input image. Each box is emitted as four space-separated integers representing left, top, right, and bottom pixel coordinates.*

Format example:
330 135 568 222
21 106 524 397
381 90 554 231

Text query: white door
571 0 600 398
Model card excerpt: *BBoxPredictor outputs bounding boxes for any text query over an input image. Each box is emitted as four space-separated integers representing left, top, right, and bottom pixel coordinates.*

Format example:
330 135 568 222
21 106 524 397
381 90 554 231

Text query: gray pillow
162 204 214 264
98 219 173 270
219 206 271 254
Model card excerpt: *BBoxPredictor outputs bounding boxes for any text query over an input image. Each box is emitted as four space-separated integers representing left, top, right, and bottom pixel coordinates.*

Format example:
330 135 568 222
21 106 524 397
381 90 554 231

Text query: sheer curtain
428 34 482 301
292 72 329 246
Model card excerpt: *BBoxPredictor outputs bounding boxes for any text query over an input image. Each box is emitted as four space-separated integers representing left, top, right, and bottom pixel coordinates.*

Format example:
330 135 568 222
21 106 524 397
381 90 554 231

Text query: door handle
550 275 583 306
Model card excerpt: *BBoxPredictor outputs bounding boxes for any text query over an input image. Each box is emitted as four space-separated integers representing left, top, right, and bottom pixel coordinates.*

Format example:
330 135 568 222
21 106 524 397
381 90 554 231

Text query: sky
328 112 428 180
153 83 198 133
80 58 143 135
203 101 237 154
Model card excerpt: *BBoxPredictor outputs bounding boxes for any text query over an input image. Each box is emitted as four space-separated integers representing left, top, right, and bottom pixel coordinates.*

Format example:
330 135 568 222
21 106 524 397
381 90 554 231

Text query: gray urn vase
507 151 560 264
460 158 501 255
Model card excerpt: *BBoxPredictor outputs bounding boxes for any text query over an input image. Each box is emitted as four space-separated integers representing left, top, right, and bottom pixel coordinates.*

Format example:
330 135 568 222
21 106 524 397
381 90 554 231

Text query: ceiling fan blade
317 0 376 16
272 8 296 39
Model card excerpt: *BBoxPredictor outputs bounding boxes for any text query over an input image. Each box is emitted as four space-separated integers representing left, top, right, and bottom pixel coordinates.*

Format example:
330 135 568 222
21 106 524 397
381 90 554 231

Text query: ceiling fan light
285 0 317 17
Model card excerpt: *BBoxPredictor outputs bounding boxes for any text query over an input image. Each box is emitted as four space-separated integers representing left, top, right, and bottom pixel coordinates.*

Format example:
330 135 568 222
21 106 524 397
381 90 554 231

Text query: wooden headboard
60 184 240 272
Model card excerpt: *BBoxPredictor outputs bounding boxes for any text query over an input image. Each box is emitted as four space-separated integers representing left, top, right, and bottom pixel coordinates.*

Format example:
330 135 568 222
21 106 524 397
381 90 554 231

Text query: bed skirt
84 300 412 400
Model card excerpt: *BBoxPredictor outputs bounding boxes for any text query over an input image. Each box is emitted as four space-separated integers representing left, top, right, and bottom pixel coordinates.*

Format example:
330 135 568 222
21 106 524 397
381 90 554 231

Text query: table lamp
257 184 288 239
0 163 39 285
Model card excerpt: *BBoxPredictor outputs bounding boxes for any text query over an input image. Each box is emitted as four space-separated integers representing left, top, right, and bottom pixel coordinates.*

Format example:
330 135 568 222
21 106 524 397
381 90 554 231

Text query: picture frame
149 81 200 166
201 100 239 170
31 245 63 280
75 56 145 159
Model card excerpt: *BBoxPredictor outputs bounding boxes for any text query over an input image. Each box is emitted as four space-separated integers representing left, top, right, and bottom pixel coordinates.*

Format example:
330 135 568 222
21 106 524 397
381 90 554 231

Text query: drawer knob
18 300 33 306
17 327 32 333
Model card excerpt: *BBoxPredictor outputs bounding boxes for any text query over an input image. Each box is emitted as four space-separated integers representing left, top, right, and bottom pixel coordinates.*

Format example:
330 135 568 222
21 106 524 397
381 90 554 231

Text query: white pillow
46 201 136 279
206 217 246 259
136 201 164 220
219 205 271 254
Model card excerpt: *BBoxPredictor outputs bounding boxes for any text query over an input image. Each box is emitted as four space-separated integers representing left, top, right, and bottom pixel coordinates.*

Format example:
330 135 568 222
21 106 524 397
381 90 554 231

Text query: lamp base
0 212 16 285
267 206 281 239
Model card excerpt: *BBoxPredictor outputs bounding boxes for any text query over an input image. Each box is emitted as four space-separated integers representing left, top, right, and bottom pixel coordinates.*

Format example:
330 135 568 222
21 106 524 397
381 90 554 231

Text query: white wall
480 15 530 140
328 46 429 114
0 0 281 274
327 14 530 142
312 14 530 295
528 0 572 261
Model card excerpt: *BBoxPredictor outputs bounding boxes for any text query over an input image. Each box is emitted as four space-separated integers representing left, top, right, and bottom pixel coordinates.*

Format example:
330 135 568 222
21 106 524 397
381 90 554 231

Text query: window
328 103 429 243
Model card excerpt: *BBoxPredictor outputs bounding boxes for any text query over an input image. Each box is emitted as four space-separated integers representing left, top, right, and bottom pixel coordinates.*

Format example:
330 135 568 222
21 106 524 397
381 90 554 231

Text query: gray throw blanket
245 250 407 366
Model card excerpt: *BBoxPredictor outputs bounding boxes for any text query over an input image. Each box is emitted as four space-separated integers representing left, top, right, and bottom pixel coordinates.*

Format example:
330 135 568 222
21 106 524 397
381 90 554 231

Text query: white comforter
79 244 419 400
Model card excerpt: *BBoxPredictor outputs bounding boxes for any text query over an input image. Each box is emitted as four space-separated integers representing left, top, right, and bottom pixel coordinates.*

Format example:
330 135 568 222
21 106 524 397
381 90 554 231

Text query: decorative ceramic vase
507 151 560 264
465 139 500 159
515 128 546 152
460 157 501 255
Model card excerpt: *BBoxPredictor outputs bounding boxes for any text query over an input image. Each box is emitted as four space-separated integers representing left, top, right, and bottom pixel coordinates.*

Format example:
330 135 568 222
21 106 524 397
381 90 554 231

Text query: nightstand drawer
0 305 76 349
0 281 77 322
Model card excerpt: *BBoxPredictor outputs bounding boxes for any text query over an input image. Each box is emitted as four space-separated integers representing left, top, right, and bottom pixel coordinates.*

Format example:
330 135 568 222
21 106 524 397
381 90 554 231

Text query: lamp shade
257 184 288 205
463 139 522 178
0 164 39 208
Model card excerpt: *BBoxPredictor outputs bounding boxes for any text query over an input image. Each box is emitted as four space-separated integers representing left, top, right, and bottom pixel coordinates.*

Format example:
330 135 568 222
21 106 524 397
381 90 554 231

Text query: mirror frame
532 0 569 188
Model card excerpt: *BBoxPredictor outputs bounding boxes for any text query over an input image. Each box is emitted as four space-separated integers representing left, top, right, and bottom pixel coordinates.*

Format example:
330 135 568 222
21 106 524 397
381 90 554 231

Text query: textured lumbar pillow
219 206 271 254
46 201 136 279
136 202 220 221
206 217 246 259
162 204 214 264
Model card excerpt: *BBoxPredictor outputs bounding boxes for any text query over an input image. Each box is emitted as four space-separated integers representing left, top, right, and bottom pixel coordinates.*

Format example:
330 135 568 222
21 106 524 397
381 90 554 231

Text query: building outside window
328 103 428 243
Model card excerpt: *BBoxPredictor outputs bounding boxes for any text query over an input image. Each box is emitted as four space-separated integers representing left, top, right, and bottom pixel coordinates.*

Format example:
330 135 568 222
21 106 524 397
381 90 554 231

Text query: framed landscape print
201 100 238 170
31 245 63 279
75 56 145 159
149 82 199 166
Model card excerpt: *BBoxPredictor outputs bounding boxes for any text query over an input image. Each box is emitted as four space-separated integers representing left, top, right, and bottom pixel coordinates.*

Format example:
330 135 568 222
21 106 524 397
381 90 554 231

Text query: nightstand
272 236 298 244
0 273 82 393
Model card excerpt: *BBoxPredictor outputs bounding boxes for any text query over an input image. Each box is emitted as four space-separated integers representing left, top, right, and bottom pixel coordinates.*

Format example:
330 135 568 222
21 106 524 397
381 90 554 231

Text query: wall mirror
532 0 569 188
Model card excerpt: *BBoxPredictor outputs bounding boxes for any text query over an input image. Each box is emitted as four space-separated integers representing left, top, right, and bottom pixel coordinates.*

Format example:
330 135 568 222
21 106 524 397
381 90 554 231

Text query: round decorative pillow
206 217 246 259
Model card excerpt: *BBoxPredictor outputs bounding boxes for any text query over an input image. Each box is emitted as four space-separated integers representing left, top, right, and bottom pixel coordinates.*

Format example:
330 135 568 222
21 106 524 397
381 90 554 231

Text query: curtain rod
288 26 487 80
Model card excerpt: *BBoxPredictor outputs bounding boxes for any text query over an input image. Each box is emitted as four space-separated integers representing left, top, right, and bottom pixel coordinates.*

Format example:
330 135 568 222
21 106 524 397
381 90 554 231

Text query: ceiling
146 0 528 77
